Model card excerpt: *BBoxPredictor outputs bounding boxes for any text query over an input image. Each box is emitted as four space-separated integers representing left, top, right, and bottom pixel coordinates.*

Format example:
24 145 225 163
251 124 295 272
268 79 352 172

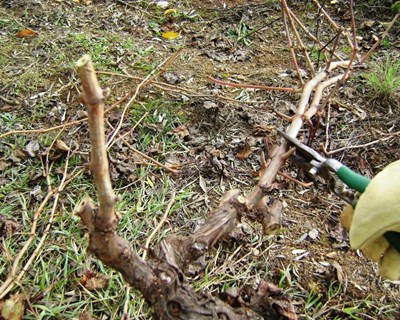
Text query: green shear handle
277 130 400 253
336 165 370 193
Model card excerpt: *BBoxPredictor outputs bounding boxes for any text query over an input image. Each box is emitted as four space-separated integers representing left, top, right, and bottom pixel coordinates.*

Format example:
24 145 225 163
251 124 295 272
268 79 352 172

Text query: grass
1 1 400 319
362 56 400 109
0 76 194 318
227 19 253 46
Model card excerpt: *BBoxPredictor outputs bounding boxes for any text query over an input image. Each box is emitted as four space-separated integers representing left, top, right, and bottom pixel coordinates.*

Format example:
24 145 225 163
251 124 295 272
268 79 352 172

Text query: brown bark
75 55 289 319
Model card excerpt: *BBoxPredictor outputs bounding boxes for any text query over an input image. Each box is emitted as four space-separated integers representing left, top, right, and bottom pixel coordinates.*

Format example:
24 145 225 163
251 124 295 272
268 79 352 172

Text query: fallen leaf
361 20 375 29
79 311 96 320
55 139 70 152
0 215 21 237
203 101 218 109
72 0 92 4
30 185 43 201
0 294 25 320
79 270 109 291
162 31 179 40
164 9 177 15
255 280 298 320
0 160 9 171
330 223 348 244
199 174 208 193
235 143 253 160
308 228 319 240
16 28 38 38
331 261 344 283
10 149 27 163
156 1 169 8
25 140 40 157
162 71 180 84
173 125 190 140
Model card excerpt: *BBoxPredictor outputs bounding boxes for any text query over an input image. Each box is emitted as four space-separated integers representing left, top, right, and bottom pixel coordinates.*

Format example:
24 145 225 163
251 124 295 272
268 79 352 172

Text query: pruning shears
278 130 370 197
278 129 400 253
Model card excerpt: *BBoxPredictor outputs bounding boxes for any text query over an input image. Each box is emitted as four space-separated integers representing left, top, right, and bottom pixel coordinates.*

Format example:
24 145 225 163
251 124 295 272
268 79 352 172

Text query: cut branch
75 55 283 319
72 1 367 318
76 55 117 227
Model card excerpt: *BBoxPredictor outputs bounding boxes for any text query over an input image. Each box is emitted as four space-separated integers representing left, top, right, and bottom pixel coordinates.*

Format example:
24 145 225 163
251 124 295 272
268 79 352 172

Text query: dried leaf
0 294 25 320
10 149 27 162
308 228 319 240
0 215 21 237
79 270 109 291
173 125 190 140
0 160 9 171
360 20 375 29
55 139 70 152
331 261 344 283
235 143 253 160
330 223 348 244
156 1 169 8
72 0 92 4
199 174 208 193
162 31 179 40
16 28 38 38
79 311 96 320
255 280 298 320
30 185 43 201
25 140 40 157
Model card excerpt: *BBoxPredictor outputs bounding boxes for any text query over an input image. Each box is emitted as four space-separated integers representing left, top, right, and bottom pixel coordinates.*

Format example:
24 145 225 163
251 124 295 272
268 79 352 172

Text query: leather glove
340 160 400 280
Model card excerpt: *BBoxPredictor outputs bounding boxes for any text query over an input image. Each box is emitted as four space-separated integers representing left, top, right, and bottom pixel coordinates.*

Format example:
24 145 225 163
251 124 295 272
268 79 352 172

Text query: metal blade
277 130 326 163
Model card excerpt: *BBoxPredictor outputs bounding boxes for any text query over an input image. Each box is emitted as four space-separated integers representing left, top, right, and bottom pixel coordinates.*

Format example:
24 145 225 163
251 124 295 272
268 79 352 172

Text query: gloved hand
340 160 400 280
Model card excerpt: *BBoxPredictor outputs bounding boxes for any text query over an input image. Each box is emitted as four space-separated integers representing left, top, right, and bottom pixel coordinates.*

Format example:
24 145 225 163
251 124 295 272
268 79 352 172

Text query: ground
0 0 399 319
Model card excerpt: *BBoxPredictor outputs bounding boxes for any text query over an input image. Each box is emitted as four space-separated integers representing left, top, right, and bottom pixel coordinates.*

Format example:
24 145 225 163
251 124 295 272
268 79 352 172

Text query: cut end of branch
76 54 91 68
75 197 96 232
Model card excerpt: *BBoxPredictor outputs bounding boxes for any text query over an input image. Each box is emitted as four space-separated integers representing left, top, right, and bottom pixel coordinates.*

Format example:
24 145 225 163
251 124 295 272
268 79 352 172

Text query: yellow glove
340 160 400 280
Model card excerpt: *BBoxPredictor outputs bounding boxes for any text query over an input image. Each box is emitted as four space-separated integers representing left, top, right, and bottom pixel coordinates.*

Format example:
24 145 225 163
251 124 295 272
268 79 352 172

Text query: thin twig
281 0 304 85
208 76 301 93
0 118 86 140
0 190 55 298
122 286 131 320
106 49 182 149
360 12 400 64
105 116 178 174
283 1 315 76
325 29 342 71
340 0 358 83
313 0 353 49
106 112 148 150
45 128 65 190
278 171 314 188
98 71 272 104
142 192 176 260
122 138 179 174
322 131 400 155
286 7 343 61
0 167 83 299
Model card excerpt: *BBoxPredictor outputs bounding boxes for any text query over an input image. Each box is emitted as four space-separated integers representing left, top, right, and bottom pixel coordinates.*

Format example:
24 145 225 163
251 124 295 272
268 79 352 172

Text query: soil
0 0 399 319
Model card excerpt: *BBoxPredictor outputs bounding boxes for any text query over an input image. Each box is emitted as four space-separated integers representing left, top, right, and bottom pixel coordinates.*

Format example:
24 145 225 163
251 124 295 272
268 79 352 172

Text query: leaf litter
0 0 399 319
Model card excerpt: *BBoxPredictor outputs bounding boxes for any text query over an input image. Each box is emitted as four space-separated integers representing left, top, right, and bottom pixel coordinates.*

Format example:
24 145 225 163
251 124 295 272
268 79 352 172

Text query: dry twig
142 192 176 260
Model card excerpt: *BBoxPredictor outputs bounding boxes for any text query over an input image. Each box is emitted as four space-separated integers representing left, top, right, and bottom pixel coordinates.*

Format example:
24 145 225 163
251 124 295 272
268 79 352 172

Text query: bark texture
75 55 295 319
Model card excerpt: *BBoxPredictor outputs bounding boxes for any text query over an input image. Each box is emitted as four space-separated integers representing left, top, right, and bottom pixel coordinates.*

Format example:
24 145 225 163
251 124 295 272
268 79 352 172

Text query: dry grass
0 1 399 319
